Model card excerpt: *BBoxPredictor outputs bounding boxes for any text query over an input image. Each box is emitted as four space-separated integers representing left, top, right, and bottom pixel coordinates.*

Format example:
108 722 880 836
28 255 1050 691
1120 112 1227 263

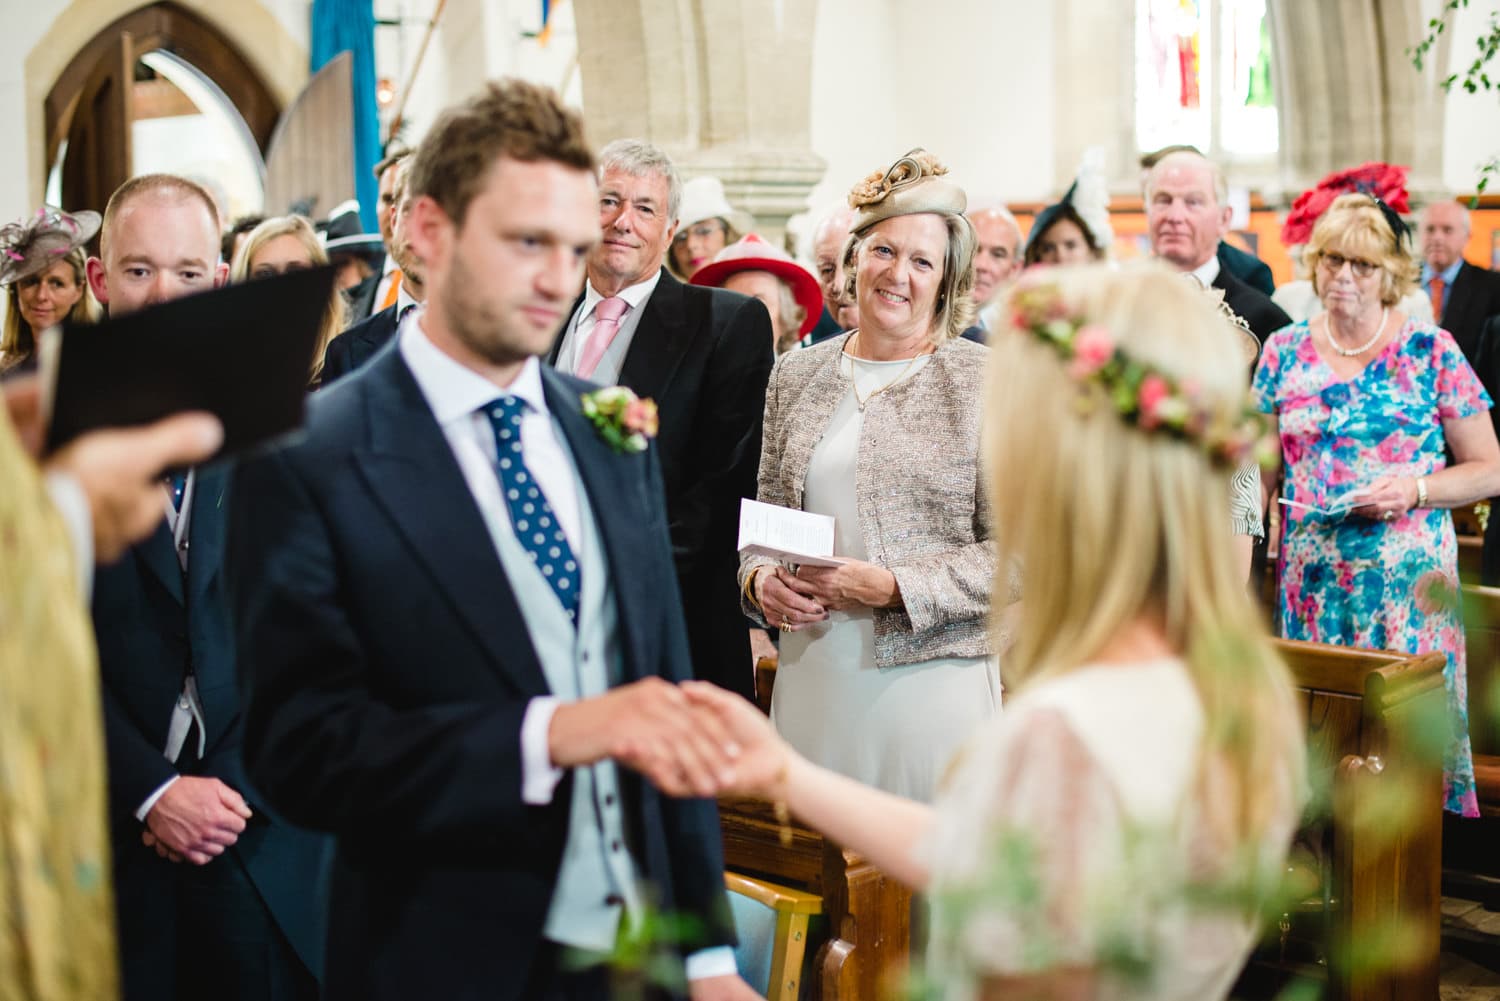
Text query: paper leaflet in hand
737 498 844 567
1277 486 1376 517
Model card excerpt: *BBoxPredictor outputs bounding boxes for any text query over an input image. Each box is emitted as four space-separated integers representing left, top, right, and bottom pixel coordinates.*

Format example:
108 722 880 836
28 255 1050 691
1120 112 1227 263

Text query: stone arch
23 0 306 208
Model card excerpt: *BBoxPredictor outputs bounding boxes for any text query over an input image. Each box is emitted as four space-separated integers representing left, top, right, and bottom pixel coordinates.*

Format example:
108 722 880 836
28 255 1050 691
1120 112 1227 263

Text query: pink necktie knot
577 296 629 378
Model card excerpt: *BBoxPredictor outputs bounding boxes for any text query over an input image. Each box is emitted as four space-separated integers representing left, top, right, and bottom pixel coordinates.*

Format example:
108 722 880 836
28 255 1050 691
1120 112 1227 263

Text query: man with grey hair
550 139 774 702
963 205 1023 342
803 204 858 344
1421 200 1500 363
1144 148 1289 340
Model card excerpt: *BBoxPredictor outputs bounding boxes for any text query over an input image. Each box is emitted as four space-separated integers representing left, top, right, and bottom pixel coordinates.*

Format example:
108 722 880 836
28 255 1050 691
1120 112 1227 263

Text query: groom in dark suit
228 80 756 1001
84 174 329 1000
548 139 773 702
1145 149 1291 341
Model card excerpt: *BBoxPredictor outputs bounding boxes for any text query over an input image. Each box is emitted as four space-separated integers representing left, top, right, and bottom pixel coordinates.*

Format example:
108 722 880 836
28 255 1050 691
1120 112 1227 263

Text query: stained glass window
1136 0 1277 158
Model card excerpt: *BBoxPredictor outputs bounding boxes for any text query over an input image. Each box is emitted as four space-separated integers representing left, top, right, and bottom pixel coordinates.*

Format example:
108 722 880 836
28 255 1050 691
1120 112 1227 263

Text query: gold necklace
844 332 932 411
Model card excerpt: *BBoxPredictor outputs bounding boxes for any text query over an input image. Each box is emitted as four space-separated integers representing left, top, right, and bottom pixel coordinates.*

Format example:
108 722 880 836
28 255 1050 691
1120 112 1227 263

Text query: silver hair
1144 151 1228 207
968 205 1023 250
597 138 683 224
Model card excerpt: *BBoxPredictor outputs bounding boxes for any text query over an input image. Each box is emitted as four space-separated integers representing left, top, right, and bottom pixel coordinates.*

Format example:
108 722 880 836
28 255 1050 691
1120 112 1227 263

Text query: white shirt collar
1189 255 1222 287
580 269 662 316
399 317 550 428
396 281 421 316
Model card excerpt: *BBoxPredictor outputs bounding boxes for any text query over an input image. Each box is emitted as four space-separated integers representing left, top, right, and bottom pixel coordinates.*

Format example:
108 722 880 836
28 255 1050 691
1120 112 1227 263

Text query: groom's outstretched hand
690 973 764 1001
547 677 742 798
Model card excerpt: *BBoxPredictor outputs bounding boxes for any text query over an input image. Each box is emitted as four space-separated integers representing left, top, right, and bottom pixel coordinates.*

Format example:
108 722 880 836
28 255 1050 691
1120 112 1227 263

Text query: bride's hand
682 681 795 800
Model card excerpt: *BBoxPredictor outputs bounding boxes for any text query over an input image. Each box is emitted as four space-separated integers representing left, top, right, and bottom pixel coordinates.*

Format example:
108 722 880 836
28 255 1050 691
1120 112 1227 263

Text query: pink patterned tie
576 296 629 379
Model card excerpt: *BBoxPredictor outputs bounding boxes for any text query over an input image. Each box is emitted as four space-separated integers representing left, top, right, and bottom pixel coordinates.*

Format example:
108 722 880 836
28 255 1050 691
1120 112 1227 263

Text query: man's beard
441 256 533 368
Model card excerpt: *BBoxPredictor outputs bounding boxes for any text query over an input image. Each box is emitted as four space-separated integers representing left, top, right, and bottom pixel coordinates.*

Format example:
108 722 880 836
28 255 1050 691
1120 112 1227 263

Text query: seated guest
693 262 1306 1001
0 207 101 376
667 175 750 280
1253 192 1500 817
740 149 1005 803
1273 162 1432 324
230 214 346 386
805 204 859 345
690 232 822 355
1024 149 1113 268
322 162 427 384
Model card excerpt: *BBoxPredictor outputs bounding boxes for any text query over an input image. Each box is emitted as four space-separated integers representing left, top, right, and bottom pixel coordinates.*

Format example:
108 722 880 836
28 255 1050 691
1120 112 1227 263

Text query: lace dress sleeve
923 706 1130 979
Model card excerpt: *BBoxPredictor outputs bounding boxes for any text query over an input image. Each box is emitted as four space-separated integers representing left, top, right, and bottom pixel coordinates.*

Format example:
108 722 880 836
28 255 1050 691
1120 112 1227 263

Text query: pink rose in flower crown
1137 374 1171 428
623 397 659 438
1067 324 1115 379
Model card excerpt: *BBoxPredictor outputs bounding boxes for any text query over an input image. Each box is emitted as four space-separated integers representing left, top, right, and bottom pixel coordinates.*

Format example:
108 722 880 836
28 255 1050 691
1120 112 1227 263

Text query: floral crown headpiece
0 206 101 287
1008 277 1273 469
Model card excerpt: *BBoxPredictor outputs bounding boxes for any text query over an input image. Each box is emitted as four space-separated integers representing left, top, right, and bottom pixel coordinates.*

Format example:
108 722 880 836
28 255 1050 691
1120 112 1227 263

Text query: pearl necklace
843 332 932 411
1327 307 1388 357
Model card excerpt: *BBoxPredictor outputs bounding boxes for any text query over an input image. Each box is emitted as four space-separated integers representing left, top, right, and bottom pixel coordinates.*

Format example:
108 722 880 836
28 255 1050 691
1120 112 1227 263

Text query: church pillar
572 0 825 246
1269 0 1445 199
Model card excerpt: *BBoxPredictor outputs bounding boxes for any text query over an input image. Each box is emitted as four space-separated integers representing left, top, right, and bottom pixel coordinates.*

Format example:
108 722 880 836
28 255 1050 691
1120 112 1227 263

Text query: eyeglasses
1317 252 1381 279
674 221 726 244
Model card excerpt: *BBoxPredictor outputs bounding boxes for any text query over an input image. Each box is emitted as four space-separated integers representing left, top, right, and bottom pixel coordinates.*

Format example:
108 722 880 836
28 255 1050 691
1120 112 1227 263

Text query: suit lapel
617 269 693 400
186 464 228 604
135 516 184 605
353 352 550 695
1447 263 1477 338
546 291 587 368
541 367 655 680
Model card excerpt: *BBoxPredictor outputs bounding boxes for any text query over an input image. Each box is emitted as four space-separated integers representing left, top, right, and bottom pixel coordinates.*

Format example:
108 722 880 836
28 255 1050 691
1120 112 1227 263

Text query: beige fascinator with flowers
847 148 975 278
0 207 101 287
848 149 968 232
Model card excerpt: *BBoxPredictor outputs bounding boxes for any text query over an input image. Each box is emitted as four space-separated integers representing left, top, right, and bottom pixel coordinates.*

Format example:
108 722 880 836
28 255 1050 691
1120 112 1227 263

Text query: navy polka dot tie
485 396 580 624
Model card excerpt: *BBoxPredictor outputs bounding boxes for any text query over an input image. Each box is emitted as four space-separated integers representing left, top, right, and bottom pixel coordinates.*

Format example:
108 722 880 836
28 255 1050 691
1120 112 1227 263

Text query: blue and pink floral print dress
1253 317 1487 817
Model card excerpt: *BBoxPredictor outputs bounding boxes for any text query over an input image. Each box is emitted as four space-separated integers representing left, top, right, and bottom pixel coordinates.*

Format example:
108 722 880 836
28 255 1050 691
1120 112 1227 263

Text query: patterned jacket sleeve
737 352 787 625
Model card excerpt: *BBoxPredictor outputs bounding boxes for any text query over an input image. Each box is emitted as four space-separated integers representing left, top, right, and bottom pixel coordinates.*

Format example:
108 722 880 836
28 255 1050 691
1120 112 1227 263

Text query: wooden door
61 31 134 227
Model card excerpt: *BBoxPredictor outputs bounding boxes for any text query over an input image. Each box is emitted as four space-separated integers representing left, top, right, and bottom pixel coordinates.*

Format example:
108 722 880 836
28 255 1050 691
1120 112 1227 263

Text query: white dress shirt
399 316 734 979
1189 254 1222 288
553 272 662 385
135 470 208 821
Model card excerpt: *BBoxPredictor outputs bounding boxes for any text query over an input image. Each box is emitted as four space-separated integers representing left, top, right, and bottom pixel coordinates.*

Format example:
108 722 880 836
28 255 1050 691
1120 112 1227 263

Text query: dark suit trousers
176 849 317 1001
119 844 316 1001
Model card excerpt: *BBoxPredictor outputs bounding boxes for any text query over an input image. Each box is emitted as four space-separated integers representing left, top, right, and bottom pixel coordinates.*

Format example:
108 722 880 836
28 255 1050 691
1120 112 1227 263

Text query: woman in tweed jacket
739 150 1007 801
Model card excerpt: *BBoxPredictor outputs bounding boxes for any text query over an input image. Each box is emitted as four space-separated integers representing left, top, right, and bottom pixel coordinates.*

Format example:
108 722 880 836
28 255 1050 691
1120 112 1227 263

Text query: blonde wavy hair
1304 193 1420 307
985 262 1305 858
230 215 345 385
1 246 99 372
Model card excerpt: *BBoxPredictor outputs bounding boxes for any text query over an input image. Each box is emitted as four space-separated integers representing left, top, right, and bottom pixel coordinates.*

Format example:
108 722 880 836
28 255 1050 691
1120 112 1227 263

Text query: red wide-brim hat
691 233 824 336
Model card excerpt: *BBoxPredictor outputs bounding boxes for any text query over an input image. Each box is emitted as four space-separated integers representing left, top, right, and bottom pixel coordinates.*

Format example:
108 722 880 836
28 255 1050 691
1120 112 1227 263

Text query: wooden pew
1256 639 1446 1001
719 796 910 1001
736 641 1445 1001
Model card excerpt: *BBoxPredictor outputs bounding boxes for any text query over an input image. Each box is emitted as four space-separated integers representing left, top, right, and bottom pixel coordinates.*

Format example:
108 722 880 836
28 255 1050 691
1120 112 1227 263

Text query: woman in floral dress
1253 193 1500 816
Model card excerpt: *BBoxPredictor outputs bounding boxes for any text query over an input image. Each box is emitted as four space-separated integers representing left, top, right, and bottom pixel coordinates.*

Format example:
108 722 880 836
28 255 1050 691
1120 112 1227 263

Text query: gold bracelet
1416 476 1428 509
743 566 766 612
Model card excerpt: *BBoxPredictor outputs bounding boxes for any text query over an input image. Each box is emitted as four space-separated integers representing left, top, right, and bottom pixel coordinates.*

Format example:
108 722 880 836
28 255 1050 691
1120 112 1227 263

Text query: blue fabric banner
311 0 379 232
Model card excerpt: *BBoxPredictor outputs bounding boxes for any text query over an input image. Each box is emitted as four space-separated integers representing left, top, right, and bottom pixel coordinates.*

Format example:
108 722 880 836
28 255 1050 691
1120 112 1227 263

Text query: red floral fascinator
1281 162 1410 247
